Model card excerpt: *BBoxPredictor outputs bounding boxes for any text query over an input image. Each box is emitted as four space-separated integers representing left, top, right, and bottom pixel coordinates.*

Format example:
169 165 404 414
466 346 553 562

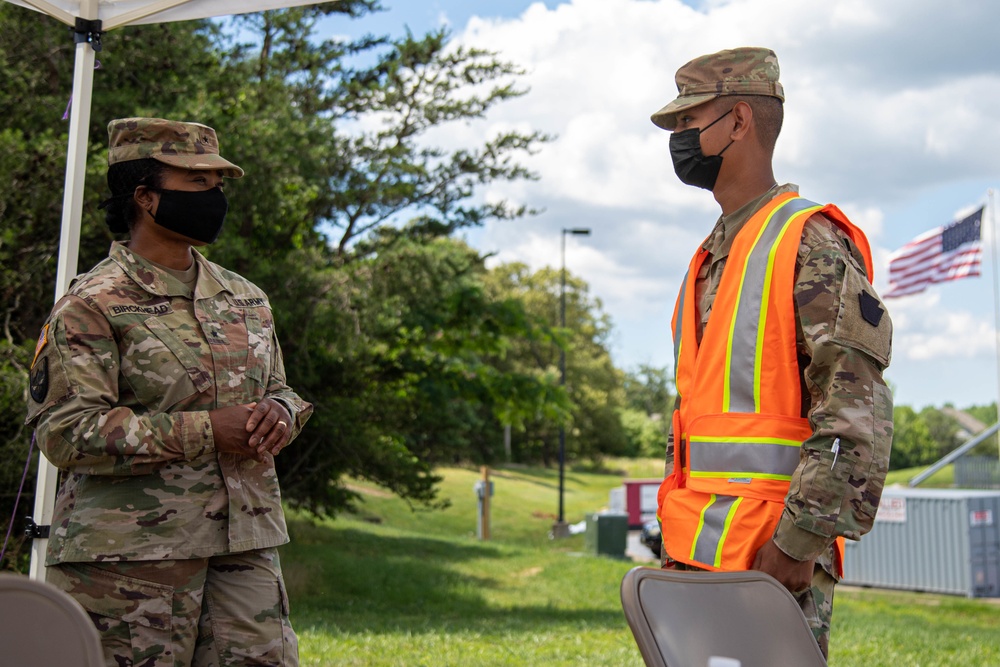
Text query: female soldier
26 117 312 666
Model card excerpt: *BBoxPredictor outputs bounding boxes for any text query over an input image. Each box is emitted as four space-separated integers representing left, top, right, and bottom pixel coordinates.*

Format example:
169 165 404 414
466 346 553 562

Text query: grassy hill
281 459 999 666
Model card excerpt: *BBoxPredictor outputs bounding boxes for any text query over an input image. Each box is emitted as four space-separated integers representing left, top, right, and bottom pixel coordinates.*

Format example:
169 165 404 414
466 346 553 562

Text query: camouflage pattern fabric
48 547 297 667
651 46 784 130
26 241 313 564
107 117 244 178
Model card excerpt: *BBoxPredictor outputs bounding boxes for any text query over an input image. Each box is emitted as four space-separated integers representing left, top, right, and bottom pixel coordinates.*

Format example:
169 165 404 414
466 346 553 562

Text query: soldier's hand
245 398 292 459
751 539 815 595
209 403 263 461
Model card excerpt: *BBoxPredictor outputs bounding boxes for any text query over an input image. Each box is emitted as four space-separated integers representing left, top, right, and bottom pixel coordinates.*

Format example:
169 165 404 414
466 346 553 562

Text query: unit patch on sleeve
858 290 884 327
29 357 49 403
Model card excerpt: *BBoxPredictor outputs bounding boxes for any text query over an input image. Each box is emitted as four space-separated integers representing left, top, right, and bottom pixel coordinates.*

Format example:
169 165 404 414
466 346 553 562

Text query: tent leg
28 20 97 583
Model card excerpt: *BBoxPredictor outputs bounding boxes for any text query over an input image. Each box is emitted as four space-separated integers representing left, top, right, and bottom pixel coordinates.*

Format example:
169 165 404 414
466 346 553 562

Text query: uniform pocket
121 316 211 410
277 575 299 665
795 447 858 538
48 563 174 667
243 309 274 389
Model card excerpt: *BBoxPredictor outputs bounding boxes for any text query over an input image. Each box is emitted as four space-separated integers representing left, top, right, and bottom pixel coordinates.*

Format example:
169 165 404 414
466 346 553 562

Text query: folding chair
0 572 105 667
620 566 828 667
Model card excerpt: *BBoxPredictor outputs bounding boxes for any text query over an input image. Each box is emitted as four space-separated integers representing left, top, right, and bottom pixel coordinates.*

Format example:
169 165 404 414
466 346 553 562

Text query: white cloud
438 0 1000 406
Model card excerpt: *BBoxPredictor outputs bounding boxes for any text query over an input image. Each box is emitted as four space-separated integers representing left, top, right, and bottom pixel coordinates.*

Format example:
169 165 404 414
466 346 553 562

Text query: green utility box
585 512 628 558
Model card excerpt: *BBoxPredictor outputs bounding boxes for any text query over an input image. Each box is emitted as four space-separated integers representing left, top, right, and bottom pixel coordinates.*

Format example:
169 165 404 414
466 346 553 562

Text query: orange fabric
658 194 872 575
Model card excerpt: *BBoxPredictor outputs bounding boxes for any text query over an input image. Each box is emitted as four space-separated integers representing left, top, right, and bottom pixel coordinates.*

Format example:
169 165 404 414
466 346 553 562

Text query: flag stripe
883 207 983 299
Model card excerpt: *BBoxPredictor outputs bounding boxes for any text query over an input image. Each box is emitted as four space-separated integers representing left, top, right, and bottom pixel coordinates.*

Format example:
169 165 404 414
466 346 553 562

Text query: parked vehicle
640 520 662 557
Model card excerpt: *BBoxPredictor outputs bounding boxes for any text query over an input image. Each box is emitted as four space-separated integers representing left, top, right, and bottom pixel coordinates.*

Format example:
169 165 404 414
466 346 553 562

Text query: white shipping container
842 488 1000 598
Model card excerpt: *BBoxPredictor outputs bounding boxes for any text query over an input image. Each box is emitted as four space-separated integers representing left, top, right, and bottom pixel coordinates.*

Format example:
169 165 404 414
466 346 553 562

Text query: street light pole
552 227 591 539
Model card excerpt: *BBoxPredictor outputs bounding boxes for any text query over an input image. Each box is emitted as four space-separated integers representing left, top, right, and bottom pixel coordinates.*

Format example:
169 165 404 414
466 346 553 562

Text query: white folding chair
620 566 827 667
0 572 105 667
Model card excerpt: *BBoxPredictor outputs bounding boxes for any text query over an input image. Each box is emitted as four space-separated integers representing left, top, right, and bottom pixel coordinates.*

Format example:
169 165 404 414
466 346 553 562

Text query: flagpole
990 189 1000 459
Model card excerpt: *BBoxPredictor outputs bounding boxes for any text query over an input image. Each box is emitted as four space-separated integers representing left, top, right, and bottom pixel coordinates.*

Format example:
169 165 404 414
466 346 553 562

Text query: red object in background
623 479 664 528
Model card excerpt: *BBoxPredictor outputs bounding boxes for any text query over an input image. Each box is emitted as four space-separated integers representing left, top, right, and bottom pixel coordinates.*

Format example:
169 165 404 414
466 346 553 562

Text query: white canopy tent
3 0 338 581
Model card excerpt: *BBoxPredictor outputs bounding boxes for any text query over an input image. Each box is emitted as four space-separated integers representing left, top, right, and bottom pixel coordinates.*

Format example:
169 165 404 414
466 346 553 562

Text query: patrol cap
650 47 784 131
107 117 244 178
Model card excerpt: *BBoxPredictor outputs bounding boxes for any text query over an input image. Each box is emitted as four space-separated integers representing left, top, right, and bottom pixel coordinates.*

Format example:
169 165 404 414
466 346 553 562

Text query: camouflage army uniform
663 183 894 655
27 241 312 666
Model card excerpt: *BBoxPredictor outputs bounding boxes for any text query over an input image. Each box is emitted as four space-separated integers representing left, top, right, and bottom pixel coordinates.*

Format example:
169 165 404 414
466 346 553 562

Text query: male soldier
651 47 893 656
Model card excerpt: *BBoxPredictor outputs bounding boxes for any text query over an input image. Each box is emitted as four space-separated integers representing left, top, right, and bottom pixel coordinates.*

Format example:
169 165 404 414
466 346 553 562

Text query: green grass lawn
281 459 1000 666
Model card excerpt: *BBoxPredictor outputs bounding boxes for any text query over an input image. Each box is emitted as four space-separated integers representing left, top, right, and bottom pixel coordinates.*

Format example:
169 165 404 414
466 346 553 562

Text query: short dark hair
725 95 783 153
103 159 167 234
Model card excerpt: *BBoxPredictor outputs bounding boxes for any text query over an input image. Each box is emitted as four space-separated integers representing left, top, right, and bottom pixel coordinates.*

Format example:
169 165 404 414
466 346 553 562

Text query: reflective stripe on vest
688 434 802 480
723 198 821 414
690 494 743 568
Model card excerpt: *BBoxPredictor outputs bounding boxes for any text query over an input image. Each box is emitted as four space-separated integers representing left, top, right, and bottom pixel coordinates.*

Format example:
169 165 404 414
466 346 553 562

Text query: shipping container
842 487 1000 597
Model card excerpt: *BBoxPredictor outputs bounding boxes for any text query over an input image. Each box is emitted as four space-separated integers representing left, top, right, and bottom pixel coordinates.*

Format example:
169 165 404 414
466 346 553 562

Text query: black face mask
668 109 735 191
149 187 228 244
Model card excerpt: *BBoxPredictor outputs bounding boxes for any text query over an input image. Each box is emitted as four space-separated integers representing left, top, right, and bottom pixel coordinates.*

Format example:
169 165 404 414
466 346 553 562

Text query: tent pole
28 0 99 582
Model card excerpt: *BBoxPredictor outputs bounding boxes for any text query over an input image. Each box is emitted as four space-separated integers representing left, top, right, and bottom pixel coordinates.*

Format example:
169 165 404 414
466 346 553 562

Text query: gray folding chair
620 566 828 667
0 572 105 667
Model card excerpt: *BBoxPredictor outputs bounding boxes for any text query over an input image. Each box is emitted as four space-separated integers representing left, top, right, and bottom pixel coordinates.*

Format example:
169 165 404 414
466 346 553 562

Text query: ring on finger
277 420 288 429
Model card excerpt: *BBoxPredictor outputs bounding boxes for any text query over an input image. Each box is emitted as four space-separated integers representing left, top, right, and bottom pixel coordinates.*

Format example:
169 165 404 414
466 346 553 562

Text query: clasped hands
209 398 292 462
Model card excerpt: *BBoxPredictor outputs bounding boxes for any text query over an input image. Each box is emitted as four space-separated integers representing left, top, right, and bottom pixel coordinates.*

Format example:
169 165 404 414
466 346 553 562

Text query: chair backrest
0 572 105 667
620 566 828 667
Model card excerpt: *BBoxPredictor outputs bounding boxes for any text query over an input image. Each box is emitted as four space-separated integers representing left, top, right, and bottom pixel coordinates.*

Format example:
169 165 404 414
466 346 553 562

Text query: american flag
883 206 984 299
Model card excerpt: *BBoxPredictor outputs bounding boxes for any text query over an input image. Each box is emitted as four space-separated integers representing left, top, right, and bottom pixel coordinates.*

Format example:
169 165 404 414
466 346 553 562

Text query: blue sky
318 0 1000 411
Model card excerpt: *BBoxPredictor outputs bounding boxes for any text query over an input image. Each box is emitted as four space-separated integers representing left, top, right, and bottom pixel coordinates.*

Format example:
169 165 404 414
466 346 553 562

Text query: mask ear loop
700 108 735 157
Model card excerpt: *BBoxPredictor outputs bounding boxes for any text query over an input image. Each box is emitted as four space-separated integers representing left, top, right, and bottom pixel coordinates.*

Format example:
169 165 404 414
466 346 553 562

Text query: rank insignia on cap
30 357 49 403
858 291 884 327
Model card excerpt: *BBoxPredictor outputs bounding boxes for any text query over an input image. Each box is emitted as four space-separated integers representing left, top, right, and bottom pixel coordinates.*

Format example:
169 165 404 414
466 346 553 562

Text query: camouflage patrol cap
107 117 244 178
650 47 784 131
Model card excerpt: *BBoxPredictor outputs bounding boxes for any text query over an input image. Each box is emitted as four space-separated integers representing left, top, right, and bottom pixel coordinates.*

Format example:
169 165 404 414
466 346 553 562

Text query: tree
889 406 937 470
0 3 562 538
484 262 627 466
271 234 568 513
919 405 962 459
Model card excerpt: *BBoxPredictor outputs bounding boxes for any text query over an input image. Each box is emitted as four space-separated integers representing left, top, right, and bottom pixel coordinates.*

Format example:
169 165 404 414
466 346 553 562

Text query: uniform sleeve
263 327 313 442
664 396 678 478
772 218 894 561
26 295 214 476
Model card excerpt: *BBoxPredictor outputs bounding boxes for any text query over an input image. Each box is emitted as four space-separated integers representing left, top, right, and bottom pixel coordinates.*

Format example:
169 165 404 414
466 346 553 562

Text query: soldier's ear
133 186 157 216
730 101 753 141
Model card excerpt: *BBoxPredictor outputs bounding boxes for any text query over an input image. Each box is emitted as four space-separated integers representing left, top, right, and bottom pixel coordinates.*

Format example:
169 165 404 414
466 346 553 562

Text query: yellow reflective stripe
713 496 743 568
688 435 800 447
753 205 821 409
722 202 787 412
689 493 716 561
689 471 794 481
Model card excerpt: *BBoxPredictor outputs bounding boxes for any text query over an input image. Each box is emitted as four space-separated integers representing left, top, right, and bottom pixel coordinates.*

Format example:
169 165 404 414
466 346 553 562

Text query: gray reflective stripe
673 268 688 372
727 198 820 413
689 438 801 476
691 495 740 566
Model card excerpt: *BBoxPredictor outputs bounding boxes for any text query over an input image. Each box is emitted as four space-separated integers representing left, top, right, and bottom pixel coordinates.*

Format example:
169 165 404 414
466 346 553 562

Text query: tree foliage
0 1 593 561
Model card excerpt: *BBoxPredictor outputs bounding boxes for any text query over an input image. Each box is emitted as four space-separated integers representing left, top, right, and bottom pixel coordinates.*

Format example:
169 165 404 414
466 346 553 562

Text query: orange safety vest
657 192 874 574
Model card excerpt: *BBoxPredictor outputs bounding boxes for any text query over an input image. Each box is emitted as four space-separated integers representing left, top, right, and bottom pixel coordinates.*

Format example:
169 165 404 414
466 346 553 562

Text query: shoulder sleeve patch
29 357 49 403
832 262 892 368
32 324 49 367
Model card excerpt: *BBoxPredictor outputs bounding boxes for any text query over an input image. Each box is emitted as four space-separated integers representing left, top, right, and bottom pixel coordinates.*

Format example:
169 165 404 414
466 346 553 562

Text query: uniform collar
702 183 798 260
110 241 230 299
